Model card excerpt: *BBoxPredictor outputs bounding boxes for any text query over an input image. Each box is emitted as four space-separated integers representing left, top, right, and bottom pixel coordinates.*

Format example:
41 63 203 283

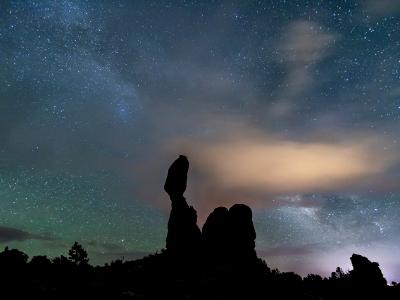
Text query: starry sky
1 0 400 281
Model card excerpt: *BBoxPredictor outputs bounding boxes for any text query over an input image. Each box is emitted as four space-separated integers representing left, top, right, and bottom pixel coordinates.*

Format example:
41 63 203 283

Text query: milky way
1 0 400 281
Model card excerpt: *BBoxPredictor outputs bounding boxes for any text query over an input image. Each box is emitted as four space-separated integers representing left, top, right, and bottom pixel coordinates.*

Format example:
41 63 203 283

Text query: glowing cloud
193 137 394 193
168 127 399 214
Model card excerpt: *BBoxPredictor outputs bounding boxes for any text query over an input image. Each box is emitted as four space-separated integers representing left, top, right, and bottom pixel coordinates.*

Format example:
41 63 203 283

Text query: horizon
1 0 400 283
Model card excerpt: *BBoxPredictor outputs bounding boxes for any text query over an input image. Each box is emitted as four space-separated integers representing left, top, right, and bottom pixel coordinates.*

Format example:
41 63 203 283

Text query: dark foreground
1 155 399 299
1 246 400 299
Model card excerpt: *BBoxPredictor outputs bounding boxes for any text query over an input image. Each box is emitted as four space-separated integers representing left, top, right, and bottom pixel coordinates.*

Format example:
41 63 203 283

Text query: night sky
1 0 400 281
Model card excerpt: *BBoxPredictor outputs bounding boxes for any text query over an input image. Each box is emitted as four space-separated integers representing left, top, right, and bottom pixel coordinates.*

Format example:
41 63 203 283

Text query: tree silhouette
330 266 348 280
30 255 52 271
0 246 28 268
68 242 89 266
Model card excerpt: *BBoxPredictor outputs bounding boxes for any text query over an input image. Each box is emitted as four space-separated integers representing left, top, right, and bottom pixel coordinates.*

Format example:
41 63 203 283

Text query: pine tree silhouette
68 242 89 266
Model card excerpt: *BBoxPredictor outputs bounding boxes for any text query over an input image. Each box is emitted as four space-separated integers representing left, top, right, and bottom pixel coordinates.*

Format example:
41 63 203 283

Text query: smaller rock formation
202 207 230 261
350 253 387 289
229 204 257 261
202 204 257 263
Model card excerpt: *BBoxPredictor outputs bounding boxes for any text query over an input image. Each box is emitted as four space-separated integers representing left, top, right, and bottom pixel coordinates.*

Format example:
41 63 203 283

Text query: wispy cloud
280 21 337 64
0 226 55 243
363 0 400 16
272 21 338 116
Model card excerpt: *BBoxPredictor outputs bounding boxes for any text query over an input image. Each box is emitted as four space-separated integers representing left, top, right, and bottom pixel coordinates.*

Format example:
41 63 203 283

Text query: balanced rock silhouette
165 155 257 263
164 155 201 253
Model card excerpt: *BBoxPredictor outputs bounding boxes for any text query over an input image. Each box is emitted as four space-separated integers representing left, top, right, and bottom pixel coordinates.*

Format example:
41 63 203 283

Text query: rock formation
229 203 257 261
202 206 230 261
350 253 387 289
164 155 201 253
165 155 257 263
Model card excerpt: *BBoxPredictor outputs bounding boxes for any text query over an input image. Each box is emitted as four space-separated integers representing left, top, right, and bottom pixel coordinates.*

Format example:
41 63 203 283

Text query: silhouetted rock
164 155 201 254
202 204 257 263
229 204 257 261
164 155 189 199
164 156 258 265
350 253 387 289
202 206 230 261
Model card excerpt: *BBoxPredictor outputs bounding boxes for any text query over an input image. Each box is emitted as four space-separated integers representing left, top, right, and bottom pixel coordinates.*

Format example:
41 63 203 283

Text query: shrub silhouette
30 255 52 268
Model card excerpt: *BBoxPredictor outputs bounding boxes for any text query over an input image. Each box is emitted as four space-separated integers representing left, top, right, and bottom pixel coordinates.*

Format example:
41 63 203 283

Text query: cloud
164 125 399 218
192 133 394 192
280 21 337 65
363 0 400 16
272 21 338 116
0 226 54 243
